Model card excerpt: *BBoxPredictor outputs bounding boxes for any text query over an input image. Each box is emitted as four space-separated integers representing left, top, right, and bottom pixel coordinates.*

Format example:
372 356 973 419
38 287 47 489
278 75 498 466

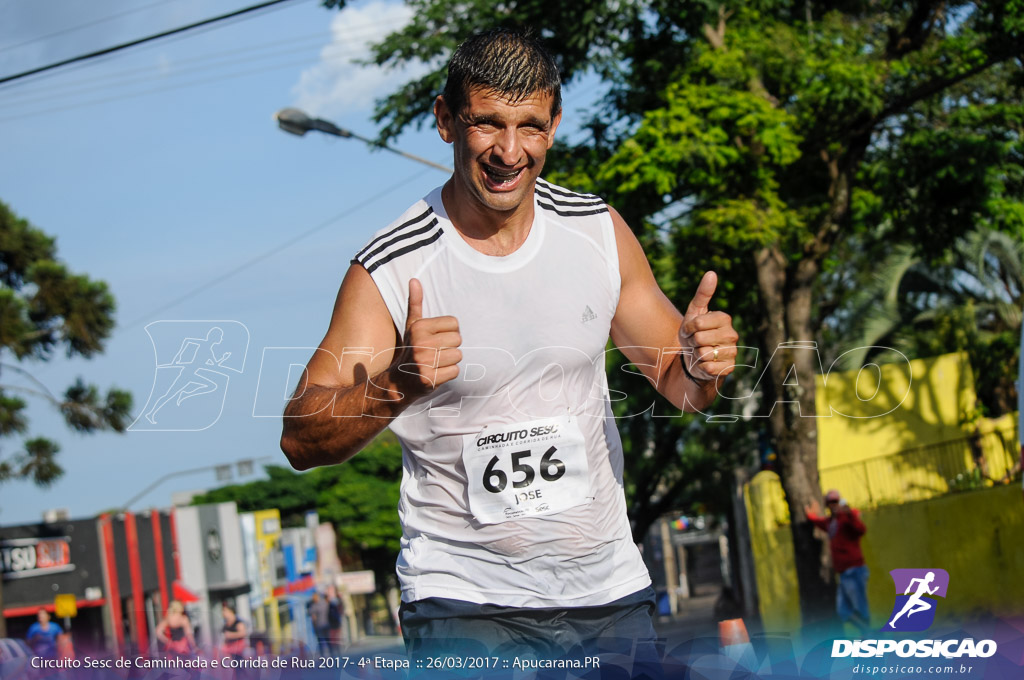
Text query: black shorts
399 586 663 677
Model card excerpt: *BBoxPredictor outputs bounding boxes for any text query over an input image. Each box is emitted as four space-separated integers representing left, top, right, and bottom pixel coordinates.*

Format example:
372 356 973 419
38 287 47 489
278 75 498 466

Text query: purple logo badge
883 568 950 632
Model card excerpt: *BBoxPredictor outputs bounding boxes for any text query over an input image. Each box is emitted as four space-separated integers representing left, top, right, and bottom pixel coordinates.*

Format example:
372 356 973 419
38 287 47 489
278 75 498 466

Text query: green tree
327 0 1023 618
193 433 402 586
0 200 132 635
837 226 1024 416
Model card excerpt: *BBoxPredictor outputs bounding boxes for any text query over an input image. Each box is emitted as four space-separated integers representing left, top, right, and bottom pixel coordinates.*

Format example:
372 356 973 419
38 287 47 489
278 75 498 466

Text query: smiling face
436 87 561 223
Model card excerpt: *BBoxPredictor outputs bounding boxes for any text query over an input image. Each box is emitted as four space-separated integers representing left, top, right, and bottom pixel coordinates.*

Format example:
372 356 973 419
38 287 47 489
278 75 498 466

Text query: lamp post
120 456 272 510
274 107 452 174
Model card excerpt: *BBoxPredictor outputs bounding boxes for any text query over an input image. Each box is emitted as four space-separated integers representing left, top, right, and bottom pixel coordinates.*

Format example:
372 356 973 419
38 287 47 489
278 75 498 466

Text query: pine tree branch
0 362 60 402
0 384 60 406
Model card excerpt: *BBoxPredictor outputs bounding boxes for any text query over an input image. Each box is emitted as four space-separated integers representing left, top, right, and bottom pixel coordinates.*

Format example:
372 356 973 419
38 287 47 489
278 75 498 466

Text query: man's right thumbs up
394 278 462 397
406 277 425 329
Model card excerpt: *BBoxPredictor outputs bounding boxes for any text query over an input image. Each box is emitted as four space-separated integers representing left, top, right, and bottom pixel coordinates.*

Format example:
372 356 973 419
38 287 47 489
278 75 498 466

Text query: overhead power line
0 19 402 111
0 0 170 55
121 164 437 330
0 0 306 87
0 46 369 123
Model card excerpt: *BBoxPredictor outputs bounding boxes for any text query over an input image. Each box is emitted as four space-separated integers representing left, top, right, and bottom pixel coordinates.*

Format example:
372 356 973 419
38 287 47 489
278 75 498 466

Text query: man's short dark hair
443 29 561 119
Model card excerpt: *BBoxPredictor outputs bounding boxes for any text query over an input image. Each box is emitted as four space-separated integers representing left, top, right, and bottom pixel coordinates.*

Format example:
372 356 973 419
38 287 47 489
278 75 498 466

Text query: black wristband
679 352 714 386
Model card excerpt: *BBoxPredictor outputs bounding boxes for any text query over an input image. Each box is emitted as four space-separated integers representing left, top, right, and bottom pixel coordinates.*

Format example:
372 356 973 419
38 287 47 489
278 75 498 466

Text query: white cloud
290 0 427 118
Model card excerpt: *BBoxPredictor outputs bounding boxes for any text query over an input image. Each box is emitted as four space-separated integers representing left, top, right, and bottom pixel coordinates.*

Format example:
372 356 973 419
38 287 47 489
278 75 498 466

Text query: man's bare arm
608 208 738 412
280 266 462 470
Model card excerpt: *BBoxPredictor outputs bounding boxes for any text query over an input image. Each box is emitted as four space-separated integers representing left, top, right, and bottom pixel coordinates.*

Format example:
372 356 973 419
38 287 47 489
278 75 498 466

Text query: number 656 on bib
462 416 592 524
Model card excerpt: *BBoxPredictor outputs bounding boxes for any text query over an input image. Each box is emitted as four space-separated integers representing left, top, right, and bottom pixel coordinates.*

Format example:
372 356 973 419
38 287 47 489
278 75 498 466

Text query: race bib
463 416 591 524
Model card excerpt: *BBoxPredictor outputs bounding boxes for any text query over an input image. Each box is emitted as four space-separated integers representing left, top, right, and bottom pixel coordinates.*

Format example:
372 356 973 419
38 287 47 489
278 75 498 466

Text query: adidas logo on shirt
581 306 598 323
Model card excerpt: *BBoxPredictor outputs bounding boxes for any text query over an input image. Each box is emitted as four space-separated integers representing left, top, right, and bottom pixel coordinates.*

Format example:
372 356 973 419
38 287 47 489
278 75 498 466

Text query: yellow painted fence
745 474 1024 631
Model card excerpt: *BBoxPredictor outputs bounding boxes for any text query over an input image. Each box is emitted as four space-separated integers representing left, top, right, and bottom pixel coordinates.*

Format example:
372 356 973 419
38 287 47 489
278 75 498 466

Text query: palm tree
836 227 1024 415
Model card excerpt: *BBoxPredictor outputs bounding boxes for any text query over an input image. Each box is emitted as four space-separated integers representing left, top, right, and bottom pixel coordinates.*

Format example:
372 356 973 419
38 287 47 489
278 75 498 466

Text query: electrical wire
120 164 437 331
0 47 384 123
1 39 374 111
0 0 174 54
2 30 326 103
0 0 308 87
2 17 400 103
0 4 440 330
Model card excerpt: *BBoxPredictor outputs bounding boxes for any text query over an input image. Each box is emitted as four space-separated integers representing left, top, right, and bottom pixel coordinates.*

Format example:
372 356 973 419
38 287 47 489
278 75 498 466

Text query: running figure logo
883 568 950 632
131 321 249 431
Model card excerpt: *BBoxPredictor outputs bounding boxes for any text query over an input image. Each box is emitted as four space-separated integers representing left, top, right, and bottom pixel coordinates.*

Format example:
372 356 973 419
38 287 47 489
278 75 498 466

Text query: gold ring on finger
712 346 719 361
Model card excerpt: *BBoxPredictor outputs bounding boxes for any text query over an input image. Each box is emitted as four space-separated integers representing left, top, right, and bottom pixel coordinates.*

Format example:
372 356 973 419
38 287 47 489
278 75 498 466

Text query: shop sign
337 570 375 595
1 536 74 580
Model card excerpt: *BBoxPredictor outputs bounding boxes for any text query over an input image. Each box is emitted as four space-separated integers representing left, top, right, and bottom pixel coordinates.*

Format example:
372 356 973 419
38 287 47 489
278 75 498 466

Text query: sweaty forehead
464 86 556 116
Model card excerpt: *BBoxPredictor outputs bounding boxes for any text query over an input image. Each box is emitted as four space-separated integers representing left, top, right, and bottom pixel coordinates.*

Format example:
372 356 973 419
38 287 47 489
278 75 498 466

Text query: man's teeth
485 167 521 182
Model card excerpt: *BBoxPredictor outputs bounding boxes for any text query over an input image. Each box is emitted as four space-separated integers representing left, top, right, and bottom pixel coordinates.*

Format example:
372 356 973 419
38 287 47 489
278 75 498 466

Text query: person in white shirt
281 28 738 662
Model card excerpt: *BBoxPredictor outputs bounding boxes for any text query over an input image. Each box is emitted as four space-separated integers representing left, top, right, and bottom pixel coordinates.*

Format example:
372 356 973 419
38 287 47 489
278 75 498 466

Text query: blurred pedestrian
326 585 345 655
26 609 62 660
220 601 248 660
805 489 870 633
307 592 331 657
155 600 195 658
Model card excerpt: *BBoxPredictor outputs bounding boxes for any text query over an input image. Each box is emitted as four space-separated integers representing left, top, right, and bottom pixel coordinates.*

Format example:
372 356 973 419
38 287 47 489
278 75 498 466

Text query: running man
889 571 939 628
145 327 231 423
281 29 738 660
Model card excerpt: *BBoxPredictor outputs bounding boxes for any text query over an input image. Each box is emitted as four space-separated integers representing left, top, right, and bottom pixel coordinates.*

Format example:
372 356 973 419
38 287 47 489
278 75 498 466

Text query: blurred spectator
307 592 331 657
26 609 62 659
220 601 248 660
805 489 870 634
326 585 345 654
155 600 195 658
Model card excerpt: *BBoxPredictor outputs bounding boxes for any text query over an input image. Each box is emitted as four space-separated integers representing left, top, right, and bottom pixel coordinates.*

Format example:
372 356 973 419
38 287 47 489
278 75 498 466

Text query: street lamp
274 107 452 174
120 456 272 510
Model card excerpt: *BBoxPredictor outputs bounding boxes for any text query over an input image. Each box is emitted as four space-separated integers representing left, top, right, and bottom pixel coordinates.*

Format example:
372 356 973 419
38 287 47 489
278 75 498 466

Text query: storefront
2 510 183 656
273 518 318 651
98 510 179 654
1 517 108 654
173 502 251 650
239 509 286 652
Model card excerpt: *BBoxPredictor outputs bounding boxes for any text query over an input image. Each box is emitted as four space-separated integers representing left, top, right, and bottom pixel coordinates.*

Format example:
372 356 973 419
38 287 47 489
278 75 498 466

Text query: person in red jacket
805 488 869 633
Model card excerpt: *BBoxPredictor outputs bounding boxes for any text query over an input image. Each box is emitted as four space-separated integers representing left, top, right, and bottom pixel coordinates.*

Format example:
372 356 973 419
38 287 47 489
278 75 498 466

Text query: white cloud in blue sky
291 0 427 117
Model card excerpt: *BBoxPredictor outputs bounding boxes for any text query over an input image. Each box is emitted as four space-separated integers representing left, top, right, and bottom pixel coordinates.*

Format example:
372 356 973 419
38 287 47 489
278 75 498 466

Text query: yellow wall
746 476 1024 631
744 471 800 632
815 352 977 469
861 483 1024 623
813 352 1018 509
252 509 283 650
747 351 1023 630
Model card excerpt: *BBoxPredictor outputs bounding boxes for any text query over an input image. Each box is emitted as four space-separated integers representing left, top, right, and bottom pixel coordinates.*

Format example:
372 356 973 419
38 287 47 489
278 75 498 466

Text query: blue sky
0 0 600 525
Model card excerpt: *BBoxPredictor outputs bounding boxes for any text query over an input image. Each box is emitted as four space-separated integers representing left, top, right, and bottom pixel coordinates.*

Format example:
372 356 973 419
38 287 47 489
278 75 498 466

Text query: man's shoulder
352 191 443 276
534 178 610 220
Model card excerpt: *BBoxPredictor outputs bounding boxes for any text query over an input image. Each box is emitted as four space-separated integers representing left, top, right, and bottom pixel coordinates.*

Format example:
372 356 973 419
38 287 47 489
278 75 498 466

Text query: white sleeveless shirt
353 179 651 607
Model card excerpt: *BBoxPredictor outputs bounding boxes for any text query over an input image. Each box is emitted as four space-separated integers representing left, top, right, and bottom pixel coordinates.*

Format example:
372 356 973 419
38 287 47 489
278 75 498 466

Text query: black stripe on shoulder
535 185 604 208
357 217 439 267
355 206 434 261
537 200 609 218
364 228 444 274
536 179 601 202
